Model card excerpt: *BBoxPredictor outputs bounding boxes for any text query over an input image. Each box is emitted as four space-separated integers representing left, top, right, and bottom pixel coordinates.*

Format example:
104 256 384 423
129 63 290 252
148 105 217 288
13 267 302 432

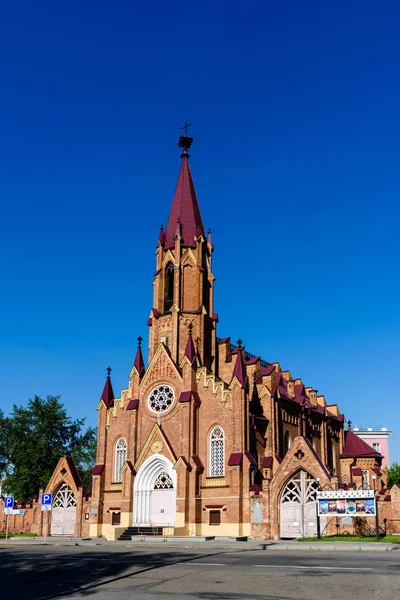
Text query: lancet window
210 425 224 477
114 437 127 483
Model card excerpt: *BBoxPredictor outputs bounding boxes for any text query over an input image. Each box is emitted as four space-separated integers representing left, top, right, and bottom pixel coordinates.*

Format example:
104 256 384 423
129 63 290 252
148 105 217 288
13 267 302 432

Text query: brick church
3 132 397 540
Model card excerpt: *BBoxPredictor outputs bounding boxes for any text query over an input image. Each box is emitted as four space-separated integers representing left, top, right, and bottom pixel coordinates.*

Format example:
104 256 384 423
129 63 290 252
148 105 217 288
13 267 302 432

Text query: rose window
148 384 175 413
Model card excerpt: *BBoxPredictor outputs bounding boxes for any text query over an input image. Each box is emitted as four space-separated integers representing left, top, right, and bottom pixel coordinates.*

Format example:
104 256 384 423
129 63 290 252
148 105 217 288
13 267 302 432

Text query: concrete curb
1 537 399 552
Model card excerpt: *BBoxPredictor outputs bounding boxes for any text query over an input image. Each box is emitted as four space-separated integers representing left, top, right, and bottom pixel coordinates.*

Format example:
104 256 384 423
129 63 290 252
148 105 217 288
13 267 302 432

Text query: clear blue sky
1 2 399 461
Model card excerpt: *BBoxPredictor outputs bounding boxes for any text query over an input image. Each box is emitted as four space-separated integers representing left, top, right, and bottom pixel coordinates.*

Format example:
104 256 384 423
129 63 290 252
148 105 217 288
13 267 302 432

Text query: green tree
0 408 7 481
385 462 400 489
2 396 97 500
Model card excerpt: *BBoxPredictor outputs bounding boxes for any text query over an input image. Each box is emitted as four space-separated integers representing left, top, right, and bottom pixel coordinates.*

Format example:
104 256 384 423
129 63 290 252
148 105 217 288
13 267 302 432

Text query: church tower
148 133 217 370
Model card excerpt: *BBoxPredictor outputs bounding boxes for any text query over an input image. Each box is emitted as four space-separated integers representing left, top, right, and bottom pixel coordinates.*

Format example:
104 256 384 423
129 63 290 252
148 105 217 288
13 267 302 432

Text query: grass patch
0 533 38 538
299 535 400 543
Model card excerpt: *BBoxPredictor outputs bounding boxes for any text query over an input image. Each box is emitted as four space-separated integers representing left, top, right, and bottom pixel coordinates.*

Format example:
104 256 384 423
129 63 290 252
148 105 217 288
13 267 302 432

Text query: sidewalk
1 536 399 552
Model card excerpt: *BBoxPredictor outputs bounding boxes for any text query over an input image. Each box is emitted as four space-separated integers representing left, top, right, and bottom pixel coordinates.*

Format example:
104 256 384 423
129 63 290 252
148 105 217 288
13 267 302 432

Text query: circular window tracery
148 384 175 413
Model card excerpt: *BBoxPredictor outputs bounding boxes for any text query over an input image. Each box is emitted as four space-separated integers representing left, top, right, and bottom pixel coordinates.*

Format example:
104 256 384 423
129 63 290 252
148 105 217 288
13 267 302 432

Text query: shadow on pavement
0 546 231 599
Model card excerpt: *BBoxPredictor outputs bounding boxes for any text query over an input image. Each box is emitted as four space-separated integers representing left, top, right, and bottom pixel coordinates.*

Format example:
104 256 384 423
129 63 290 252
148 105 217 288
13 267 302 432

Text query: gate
50 483 77 536
280 471 319 538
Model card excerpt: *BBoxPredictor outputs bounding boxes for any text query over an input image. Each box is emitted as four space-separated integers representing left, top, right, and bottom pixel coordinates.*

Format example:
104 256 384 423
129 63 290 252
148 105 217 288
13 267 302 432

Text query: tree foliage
385 462 400 489
1 396 97 500
0 408 7 480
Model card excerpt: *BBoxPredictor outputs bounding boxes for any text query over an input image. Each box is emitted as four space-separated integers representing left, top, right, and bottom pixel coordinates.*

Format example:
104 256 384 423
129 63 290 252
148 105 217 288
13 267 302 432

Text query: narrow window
283 431 290 456
210 425 224 477
328 439 336 474
373 443 381 453
114 437 127 483
362 470 369 490
209 510 221 526
164 263 174 312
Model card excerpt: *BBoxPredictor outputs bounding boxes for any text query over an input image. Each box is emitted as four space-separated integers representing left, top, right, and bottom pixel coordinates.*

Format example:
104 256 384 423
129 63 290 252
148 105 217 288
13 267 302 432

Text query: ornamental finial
178 122 193 157
106 366 112 378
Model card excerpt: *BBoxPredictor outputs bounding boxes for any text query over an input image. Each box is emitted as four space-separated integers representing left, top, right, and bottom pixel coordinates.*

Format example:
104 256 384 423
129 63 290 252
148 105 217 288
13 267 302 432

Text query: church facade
2 133 397 540
85 133 387 540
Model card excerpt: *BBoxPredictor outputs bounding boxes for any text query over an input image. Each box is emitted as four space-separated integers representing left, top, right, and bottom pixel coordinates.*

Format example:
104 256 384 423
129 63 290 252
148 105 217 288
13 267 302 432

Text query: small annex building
1 133 398 540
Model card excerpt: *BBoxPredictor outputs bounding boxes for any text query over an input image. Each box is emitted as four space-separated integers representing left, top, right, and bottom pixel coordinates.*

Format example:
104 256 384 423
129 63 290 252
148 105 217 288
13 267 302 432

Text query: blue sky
1 2 399 461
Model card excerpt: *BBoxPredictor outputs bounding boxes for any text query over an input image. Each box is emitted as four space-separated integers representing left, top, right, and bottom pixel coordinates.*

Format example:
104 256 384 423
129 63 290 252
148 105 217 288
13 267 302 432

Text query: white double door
50 483 76 536
133 455 177 527
150 489 175 526
280 471 319 538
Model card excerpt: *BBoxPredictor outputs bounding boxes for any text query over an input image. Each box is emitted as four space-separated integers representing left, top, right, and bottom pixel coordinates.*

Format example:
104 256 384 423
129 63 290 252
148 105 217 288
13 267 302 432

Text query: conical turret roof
164 152 205 249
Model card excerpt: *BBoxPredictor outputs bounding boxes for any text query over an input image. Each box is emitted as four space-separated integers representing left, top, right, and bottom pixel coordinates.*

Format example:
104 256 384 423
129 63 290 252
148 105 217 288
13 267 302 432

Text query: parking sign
41 493 53 506
4 496 14 516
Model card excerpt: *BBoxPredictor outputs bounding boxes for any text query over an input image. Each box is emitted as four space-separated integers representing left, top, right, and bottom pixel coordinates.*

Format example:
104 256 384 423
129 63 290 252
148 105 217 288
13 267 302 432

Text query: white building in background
352 427 394 469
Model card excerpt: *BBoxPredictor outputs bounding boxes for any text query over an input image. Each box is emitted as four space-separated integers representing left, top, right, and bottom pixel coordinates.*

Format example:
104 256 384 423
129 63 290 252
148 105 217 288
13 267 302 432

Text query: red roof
164 155 205 249
231 350 248 387
126 399 139 411
262 456 273 469
133 345 145 377
92 464 104 476
192 455 204 471
228 452 243 466
100 375 115 409
183 332 196 364
341 431 383 459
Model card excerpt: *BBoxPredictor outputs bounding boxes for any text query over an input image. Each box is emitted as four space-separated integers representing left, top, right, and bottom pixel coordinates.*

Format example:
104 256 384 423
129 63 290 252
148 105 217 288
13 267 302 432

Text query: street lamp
372 475 379 541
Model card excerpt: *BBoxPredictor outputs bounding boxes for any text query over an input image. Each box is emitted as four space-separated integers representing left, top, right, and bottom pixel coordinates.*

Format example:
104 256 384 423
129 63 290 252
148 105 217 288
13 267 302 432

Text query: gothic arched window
114 437 127 483
164 262 174 312
210 425 224 477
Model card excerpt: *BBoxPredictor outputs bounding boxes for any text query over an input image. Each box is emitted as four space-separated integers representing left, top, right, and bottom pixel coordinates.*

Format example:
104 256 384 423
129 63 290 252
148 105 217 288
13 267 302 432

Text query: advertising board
316 489 376 517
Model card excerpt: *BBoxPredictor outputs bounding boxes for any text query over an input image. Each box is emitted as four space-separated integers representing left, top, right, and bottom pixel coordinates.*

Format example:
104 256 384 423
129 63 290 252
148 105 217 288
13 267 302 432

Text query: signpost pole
5 513 9 542
43 509 48 545
375 499 379 541
316 478 321 539
372 476 379 541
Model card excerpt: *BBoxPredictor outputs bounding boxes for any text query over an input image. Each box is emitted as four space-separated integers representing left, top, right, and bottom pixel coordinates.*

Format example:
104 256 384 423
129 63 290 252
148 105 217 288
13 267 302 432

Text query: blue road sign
41 493 53 506
4 497 14 509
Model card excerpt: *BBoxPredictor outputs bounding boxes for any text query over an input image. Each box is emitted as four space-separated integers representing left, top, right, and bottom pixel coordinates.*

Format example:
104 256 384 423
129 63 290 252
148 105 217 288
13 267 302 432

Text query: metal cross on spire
180 121 192 136
178 122 193 155
107 366 112 377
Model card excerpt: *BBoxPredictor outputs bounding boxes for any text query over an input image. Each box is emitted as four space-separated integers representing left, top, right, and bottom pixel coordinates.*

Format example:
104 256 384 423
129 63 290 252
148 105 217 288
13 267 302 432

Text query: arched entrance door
51 483 76 536
280 470 319 538
133 454 176 527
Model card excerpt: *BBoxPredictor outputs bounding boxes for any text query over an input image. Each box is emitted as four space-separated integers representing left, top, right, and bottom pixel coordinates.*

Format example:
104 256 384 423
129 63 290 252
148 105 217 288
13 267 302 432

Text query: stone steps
117 526 163 541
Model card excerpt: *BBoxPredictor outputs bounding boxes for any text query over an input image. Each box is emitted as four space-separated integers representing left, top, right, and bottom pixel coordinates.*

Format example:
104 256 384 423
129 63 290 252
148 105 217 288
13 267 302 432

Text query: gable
44 456 82 495
134 422 177 472
140 343 182 391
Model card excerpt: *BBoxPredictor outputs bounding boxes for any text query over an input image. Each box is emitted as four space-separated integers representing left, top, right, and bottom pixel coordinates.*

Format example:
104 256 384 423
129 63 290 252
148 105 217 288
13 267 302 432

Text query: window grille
153 471 174 489
148 385 175 413
114 437 127 483
210 425 224 477
53 483 76 508
362 469 369 490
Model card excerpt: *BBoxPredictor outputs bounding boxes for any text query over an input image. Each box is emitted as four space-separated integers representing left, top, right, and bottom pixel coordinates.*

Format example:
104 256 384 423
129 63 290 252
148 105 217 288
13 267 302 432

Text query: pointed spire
164 132 205 249
174 218 182 240
158 224 166 247
207 228 213 247
100 366 115 408
133 336 145 377
231 348 248 388
183 323 196 364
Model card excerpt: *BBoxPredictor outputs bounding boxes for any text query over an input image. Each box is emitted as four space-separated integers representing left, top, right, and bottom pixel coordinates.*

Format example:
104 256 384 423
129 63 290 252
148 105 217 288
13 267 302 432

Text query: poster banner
317 490 376 517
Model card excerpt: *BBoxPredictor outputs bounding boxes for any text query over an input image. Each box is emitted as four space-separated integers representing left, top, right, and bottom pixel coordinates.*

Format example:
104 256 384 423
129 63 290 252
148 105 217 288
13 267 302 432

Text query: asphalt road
1 545 400 600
